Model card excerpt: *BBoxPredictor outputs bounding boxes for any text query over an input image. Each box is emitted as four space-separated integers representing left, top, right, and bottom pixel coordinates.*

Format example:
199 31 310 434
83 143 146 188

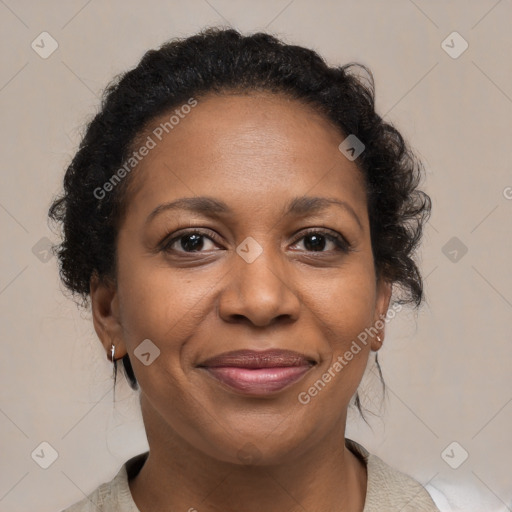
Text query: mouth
197 349 317 396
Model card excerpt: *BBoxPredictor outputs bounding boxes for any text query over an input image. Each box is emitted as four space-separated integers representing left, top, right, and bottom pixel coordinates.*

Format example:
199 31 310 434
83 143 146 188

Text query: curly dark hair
48 27 431 421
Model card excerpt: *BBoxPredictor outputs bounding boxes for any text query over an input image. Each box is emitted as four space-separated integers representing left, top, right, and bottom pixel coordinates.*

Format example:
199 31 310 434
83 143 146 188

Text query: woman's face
92 91 391 464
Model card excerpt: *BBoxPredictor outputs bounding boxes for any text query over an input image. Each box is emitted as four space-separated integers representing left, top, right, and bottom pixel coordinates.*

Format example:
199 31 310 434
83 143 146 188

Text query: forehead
123 91 367 220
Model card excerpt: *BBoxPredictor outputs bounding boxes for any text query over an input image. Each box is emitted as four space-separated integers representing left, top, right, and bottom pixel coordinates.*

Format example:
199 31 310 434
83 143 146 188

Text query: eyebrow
145 195 363 230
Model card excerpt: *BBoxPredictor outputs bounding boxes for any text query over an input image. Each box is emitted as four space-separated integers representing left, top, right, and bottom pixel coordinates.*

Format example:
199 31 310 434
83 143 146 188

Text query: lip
197 349 317 395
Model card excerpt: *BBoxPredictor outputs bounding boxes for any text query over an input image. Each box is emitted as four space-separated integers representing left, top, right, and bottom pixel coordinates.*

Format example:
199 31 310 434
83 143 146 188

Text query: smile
197 349 317 396
201 365 314 395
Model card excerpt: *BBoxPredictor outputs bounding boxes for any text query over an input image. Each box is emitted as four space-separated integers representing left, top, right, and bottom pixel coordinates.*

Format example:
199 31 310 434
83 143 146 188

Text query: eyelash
160 228 351 255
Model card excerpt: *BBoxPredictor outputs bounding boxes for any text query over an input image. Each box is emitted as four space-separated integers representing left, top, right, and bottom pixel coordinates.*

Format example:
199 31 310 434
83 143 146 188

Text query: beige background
1 1 511 511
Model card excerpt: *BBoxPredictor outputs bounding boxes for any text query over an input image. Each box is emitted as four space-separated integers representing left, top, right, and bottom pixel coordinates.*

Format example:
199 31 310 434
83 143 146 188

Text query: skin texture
90 91 392 512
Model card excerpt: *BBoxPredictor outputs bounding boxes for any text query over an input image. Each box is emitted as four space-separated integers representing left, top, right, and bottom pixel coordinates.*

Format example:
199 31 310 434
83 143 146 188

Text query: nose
218 245 301 328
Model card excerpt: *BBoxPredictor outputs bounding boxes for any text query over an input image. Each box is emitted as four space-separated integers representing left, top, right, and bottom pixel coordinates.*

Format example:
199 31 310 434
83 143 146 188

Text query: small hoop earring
111 343 117 380
111 343 117 403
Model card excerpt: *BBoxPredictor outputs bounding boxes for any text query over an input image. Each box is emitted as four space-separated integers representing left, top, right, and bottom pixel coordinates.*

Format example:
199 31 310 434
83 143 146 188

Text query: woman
52 27 439 512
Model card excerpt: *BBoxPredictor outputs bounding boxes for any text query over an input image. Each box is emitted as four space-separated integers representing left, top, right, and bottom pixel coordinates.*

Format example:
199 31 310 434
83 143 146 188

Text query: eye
290 228 351 253
161 229 220 253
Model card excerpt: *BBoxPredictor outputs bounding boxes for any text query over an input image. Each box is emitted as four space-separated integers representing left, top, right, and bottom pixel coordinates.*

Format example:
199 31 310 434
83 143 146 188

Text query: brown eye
291 229 351 253
161 230 220 253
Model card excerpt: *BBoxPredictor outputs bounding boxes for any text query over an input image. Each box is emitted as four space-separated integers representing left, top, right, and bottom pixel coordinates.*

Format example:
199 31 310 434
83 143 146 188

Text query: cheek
304 260 377 396
114 243 219 388
312 256 377 342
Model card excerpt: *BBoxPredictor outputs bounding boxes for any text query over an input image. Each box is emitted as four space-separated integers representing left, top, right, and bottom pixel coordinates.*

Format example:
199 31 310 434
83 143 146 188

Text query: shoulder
346 438 441 512
60 469 128 512
59 453 147 512
60 479 113 512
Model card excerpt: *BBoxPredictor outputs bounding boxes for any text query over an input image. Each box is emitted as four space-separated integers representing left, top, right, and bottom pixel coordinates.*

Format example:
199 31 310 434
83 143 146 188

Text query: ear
90 273 127 362
371 277 393 352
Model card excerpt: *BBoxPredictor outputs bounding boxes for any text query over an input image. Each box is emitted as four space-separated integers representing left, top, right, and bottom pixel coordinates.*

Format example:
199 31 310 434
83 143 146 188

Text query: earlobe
371 278 393 351
372 334 383 351
90 273 126 360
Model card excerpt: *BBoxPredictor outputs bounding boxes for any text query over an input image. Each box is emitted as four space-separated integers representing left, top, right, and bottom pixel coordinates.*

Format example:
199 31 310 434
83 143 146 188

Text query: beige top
61 438 440 512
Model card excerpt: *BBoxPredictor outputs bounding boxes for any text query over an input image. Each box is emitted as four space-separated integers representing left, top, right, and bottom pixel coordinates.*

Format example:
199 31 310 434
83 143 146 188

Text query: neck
129 396 367 512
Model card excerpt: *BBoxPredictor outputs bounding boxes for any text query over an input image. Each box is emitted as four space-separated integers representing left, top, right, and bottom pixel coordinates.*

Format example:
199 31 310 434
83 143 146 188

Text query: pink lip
197 349 317 395
202 366 313 394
